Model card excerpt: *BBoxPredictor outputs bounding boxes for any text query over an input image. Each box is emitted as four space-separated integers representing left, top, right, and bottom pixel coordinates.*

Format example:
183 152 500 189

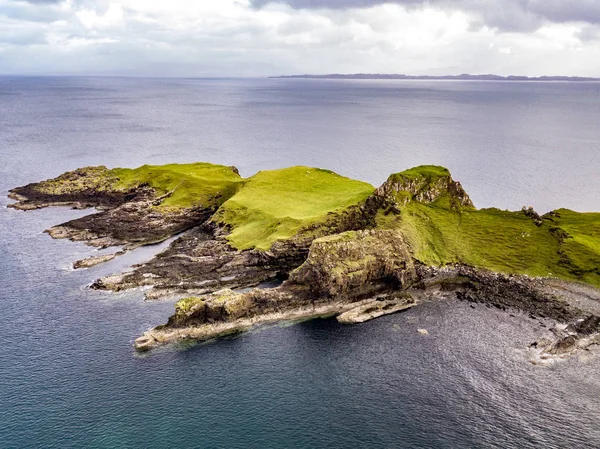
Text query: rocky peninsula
9 162 600 360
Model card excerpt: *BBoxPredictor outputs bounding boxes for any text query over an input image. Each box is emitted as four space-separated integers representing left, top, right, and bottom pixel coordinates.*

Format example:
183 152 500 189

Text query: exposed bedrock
8 163 244 262
288 229 416 297
91 197 384 297
135 230 421 350
137 261 600 353
46 200 215 249
92 225 310 298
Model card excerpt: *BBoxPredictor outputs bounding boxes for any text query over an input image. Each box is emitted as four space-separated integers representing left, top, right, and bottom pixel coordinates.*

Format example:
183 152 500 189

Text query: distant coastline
270 73 600 82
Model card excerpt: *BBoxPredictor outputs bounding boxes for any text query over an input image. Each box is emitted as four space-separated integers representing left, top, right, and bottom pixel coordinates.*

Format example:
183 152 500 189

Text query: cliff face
289 230 416 297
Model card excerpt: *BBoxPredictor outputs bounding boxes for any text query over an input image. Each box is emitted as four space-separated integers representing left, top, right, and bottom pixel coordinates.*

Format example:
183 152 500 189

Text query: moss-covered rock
289 229 416 297
375 165 474 210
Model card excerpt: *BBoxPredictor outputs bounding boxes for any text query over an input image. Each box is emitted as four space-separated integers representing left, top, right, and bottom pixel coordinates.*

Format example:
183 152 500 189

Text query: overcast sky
0 0 599 76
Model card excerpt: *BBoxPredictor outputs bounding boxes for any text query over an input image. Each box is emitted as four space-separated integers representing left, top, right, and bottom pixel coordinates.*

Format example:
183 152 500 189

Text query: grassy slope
110 163 243 210
375 168 600 288
552 209 600 286
211 166 375 250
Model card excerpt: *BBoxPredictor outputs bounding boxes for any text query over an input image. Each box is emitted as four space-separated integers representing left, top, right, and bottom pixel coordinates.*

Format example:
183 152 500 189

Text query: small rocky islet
8 162 600 361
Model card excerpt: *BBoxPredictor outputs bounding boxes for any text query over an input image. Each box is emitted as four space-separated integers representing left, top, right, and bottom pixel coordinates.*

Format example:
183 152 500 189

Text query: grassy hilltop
110 162 243 210
375 166 600 288
211 166 375 250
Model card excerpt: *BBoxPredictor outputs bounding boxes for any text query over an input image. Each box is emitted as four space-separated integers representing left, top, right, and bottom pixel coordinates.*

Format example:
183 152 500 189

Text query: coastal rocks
136 230 421 350
530 315 600 357
8 163 244 260
164 288 304 328
429 265 600 360
132 234 600 353
92 226 308 297
134 297 372 352
289 230 416 297
104 198 385 298
442 265 583 324
46 199 215 249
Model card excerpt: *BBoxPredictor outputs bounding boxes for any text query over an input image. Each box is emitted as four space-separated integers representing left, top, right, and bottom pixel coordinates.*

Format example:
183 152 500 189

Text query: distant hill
270 73 600 82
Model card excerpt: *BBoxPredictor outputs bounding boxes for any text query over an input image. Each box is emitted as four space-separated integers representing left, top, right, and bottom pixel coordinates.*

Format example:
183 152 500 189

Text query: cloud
16 0 61 4
0 0 599 76
576 24 600 42
251 0 600 31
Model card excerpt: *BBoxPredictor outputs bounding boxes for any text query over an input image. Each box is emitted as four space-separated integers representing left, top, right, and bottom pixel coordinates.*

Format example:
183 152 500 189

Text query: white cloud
0 0 598 76
76 2 123 29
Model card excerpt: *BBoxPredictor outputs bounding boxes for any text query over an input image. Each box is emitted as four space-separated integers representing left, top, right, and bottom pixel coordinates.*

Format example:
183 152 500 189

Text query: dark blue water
1 77 600 448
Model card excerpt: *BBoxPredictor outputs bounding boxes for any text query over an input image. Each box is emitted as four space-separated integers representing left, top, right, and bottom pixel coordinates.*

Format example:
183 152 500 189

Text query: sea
1 77 599 448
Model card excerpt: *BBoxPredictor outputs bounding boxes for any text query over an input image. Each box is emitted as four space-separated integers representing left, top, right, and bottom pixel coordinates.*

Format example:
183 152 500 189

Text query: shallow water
1 77 600 448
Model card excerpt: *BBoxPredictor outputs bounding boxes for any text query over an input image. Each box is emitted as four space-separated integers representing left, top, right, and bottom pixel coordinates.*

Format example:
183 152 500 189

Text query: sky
0 0 599 77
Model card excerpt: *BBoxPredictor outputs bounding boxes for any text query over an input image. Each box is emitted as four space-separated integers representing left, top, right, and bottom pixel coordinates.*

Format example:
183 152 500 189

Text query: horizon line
1 73 599 81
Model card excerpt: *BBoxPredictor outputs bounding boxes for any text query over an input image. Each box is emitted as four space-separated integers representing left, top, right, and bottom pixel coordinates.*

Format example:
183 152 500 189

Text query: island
8 163 600 361
270 74 600 82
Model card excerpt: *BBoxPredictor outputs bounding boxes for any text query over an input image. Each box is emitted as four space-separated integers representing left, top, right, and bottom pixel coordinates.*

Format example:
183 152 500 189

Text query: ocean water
1 77 600 448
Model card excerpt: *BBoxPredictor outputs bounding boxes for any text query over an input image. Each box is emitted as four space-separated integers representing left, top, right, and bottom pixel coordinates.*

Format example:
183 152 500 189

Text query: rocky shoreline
8 162 600 359
133 260 600 359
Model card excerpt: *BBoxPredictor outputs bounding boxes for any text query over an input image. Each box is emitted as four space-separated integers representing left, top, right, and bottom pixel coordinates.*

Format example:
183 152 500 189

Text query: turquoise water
1 77 600 448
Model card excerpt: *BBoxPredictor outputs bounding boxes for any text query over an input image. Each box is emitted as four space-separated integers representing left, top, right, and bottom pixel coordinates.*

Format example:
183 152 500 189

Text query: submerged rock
337 294 415 324
73 251 124 269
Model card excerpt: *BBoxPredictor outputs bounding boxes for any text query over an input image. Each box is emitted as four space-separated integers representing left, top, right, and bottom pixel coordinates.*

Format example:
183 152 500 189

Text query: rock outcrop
8 163 243 261
374 165 474 209
289 229 416 297
92 225 303 297
135 229 419 350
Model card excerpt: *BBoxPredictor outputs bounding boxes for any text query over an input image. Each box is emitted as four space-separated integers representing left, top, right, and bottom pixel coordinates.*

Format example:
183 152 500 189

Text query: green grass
550 209 600 286
388 165 451 182
376 202 600 288
211 166 375 250
109 163 243 210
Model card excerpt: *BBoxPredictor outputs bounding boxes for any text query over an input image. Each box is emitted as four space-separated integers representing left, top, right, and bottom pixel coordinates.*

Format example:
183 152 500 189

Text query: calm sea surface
1 77 599 448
